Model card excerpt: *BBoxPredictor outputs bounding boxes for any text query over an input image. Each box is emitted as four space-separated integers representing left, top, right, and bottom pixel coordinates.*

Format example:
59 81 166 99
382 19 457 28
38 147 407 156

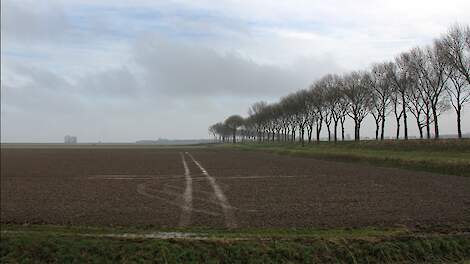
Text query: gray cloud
1 0 70 43
78 67 139 98
133 35 341 98
1 64 81 115
2 0 470 142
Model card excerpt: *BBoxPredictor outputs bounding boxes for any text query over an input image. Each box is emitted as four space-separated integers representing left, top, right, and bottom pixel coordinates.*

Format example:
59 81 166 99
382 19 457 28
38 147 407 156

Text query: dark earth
1 147 470 228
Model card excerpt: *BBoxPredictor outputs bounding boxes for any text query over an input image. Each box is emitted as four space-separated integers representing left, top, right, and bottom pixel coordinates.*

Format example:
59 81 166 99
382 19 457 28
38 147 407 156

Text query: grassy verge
220 139 470 177
1 224 470 263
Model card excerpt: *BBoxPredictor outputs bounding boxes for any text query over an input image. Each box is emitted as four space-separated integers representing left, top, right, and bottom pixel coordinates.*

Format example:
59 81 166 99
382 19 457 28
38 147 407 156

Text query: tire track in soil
186 152 238 228
178 152 192 227
136 183 220 217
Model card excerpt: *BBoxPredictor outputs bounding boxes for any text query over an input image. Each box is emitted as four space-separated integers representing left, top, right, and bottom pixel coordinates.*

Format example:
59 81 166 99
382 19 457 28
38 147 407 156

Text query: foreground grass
1 224 470 263
223 139 470 177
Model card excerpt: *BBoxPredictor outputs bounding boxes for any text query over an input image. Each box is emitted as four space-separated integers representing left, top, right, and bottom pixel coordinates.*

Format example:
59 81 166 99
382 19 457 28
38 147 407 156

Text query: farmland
228 139 470 177
1 144 470 262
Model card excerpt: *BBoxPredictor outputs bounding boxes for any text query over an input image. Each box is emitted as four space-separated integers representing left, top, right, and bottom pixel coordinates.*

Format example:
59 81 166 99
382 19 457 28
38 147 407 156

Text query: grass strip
221 140 470 177
1 226 469 263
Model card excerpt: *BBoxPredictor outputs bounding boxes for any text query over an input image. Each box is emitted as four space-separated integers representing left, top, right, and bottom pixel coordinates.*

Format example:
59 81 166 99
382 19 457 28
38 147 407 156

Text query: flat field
2 146 469 229
2 145 470 262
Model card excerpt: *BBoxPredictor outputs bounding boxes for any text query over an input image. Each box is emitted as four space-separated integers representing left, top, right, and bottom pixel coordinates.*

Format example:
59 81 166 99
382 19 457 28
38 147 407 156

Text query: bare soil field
1 147 470 229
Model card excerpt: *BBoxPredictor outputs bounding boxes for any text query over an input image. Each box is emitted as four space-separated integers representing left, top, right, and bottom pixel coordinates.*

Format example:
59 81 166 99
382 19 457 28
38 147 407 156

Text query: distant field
0 143 210 149
2 145 469 262
226 139 470 177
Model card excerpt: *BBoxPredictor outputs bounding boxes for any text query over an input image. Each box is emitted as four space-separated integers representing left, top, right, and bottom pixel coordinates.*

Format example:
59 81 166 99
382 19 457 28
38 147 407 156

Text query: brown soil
1 148 469 229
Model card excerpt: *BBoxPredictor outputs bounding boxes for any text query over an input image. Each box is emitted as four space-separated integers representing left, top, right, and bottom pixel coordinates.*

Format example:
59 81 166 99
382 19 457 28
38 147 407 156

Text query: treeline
209 25 470 144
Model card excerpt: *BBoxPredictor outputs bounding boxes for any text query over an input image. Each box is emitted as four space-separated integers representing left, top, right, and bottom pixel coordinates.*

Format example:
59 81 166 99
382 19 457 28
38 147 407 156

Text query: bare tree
438 25 470 138
370 63 392 140
440 24 470 85
212 25 469 144
315 76 336 141
209 122 231 142
446 69 470 138
248 101 268 142
415 43 451 139
389 53 414 140
291 90 310 146
308 83 326 143
208 124 218 142
278 97 292 141
406 76 427 139
325 75 345 142
343 71 372 141
280 94 300 142
337 85 349 141
408 47 435 139
224 115 244 143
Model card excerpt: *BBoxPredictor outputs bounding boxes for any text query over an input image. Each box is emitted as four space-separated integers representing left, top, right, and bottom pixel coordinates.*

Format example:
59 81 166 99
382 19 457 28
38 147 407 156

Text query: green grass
2 224 469 263
221 139 470 177
0 224 407 240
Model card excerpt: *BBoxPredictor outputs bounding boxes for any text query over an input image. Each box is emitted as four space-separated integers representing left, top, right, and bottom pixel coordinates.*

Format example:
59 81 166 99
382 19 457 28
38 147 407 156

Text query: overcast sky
1 0 470 142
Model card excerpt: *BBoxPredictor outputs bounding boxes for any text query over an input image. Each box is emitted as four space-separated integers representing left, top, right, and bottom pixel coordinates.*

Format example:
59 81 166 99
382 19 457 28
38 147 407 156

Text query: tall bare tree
308 83 326 143
224 115 244 143
325 75 345 142
415 43 451 139
343 71 372 141
408 47 435 139
248 101 268 142
389 53 414 140
211 25 469 144
446 69 470 138
439 24 470 138
440 24 470 85
370 63 392 140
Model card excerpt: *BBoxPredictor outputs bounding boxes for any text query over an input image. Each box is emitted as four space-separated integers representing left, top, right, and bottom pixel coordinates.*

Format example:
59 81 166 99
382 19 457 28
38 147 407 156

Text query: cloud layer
2 0 470 142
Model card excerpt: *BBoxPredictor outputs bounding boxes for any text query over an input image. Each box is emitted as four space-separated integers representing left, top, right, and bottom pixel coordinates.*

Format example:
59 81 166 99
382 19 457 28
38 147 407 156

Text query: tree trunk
395 117 400 140
432 106 439 139
307 124 313 143
375 119 380 140
357 122 361 141
354 122 358 141
333 120 338 143
402 93 408 140
425 105 431 139
327 124 331 142
457 106 462 139
341 118 345 141
380 113 386 140
316 122 322 143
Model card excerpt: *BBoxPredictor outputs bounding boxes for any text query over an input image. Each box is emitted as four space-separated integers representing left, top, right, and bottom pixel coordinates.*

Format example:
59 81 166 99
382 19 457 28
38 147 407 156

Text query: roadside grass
1 224 470 263
220 139 470 177
0 224 407 240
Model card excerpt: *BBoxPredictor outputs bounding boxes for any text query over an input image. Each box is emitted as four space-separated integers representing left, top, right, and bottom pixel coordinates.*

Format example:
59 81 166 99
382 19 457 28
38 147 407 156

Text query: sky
1 0 470 142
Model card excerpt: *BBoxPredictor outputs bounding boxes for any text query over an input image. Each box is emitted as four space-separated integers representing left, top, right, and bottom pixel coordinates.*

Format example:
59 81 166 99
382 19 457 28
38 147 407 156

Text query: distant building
64 135 77 144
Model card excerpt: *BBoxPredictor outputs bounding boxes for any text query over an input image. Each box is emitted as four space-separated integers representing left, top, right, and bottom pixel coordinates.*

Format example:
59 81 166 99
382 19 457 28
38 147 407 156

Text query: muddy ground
1 147 469 228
